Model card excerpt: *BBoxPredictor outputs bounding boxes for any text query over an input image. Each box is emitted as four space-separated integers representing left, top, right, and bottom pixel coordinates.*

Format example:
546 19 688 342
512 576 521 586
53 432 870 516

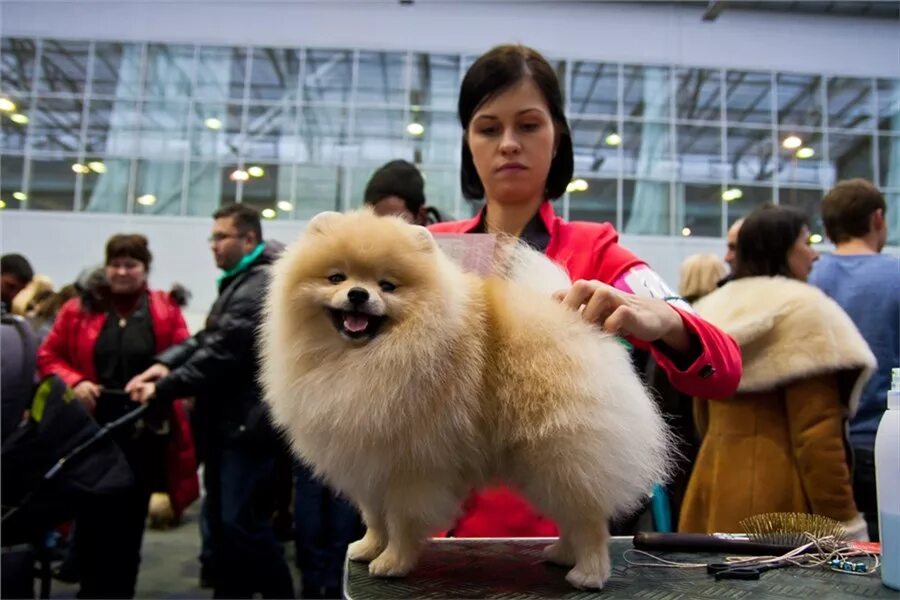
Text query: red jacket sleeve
634 307 742 400
36 299 89 388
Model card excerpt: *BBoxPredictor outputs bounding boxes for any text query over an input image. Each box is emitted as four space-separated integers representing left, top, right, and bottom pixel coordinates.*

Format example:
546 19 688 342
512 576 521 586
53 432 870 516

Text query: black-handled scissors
707 559 791 580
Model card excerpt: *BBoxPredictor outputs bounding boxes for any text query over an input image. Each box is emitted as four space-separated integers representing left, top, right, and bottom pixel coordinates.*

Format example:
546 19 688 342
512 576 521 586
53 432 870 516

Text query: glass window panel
623 120 673 179
348 165 375 209
779 186 826 237
351 108 408 163
31 97 83 154
410 53 461 111
725 70 772 125
777 73 823 128
878 79 900 133
185 160 226 216
304 50 353 105
137 100 189 158
237 162 281 214
78 158 128 211
414 110 459 165
230 48 251 101
778 130 824 186
676 68 721 122
144 44 194 99
38 40 89 96
678 182 721 238
1 155 25 206
623 178 671 235
92 42 132 97
723 183 775 222
827 133 873 184
195 46 233 101
243 104 298 162
570 118 620 177
886 190 899 246
294 164 342 218
879 135 900 189
84 99 137 156
827 77 873 130
726 127 775 182
420 167 458 219
1 38 36 93
132 159 184 215
623 65 670 120
569 62 618 117
356 51 406 106
247 48 301 102
677 125 722 182
29 157 78 211
1 101 29 152
568 177 617 225
219 164 239 206
188 102 235 159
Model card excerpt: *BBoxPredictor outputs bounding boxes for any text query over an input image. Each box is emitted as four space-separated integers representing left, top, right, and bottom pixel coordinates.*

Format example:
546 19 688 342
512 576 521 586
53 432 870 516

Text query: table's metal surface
344 537 896 599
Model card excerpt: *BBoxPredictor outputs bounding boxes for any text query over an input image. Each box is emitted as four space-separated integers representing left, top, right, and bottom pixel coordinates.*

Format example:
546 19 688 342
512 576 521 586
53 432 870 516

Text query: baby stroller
1 314 138 599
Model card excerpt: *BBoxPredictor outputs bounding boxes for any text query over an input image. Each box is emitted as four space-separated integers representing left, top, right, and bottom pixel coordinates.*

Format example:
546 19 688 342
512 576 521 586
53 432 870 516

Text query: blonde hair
679 254 726 304
10 274 54 316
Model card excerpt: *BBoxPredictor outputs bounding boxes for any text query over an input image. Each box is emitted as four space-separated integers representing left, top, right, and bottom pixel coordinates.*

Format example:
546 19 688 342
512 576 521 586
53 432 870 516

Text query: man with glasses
127 203 293 598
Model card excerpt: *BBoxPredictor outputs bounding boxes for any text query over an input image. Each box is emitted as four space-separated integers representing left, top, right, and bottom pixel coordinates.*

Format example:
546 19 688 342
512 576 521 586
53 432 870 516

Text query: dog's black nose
347 287 369 305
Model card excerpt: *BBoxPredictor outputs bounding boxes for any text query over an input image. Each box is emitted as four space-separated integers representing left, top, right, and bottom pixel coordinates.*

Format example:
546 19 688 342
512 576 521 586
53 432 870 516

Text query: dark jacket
154 241 283 451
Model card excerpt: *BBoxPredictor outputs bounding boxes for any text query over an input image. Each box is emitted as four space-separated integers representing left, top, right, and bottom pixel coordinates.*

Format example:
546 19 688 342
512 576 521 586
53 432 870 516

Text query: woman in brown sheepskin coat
679 205 875 538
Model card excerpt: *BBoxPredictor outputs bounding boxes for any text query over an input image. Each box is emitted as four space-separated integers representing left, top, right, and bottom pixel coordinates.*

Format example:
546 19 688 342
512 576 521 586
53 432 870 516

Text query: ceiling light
247 166 265 178
809 233 824 244
0 199 6 209
571 178 589 192
277 200 293 211
795 147 815 159
230 169 250 182
71 163 90 174
261 208 276 219
604 133 622 146
12 192 27 201
406 122 425 136
137 194 156 206
204 117 223 130
0 98 16 112
87 161 107 174
10 113 28 124
721 188 743 202
782 135 802 149
681 227 692 237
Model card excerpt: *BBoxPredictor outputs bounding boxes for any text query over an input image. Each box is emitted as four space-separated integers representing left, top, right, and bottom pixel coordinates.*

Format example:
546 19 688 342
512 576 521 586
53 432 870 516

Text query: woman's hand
554 280 692 353
129 382 157 405
72 380 102 411
125 363 170 394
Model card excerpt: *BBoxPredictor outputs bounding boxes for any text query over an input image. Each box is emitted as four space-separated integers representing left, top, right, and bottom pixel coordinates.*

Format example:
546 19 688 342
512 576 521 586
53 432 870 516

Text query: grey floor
49 502 302 599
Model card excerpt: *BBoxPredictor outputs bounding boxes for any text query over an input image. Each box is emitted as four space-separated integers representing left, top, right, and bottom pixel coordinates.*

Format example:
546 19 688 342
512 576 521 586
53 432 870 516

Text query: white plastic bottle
875 367 900 590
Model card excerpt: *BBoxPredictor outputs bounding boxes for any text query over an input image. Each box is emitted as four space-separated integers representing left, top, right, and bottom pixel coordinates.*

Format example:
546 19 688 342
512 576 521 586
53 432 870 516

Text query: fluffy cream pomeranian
261 210 668 589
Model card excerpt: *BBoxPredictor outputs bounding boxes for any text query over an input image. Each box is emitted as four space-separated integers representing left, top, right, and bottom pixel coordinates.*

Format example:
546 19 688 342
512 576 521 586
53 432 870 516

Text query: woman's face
787 226 818 281
105 257 147 294
466 78 557 206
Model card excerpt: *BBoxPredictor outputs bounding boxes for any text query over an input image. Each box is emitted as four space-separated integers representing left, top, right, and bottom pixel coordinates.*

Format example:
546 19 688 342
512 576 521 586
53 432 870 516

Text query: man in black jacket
127 204 293 598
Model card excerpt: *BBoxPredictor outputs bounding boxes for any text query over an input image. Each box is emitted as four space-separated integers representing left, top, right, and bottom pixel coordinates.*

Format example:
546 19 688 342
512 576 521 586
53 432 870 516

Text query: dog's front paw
543 540 576 567
348 536 385 563
565 558 611 590
368 550 416 578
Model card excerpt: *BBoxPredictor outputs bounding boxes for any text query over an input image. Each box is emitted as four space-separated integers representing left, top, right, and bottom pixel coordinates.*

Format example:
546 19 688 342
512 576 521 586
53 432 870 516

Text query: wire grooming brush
739 512 846 547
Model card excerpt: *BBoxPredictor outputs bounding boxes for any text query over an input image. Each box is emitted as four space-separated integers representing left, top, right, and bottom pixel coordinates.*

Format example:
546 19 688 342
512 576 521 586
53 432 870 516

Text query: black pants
852 445 879 542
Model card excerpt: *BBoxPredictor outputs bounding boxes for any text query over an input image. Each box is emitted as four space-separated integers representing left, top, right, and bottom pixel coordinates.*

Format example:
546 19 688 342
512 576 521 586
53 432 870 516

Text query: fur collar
694 277 875 413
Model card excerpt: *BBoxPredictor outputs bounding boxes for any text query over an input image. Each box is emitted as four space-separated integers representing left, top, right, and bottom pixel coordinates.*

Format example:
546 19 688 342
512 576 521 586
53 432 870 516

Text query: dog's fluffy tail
496 238 572 298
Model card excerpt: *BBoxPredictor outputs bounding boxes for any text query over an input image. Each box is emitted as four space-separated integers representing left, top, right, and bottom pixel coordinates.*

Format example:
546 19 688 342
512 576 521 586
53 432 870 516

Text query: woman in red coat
426 45 743 537
37 234 197 598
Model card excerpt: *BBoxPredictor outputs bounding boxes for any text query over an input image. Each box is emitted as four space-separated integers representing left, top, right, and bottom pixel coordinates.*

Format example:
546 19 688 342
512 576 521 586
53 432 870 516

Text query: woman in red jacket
37 234 197 598
427 44 743 537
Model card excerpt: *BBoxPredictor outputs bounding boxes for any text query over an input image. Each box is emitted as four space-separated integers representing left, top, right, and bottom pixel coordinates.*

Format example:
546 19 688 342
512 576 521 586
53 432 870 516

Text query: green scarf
217 242 266 284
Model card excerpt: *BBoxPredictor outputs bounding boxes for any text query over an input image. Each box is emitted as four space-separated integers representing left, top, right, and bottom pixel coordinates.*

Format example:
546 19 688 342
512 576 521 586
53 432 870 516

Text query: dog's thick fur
261 210 668 589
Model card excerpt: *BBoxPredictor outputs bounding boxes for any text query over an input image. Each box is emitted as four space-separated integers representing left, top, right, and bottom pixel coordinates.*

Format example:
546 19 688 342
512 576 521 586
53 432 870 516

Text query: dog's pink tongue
343 313 369 333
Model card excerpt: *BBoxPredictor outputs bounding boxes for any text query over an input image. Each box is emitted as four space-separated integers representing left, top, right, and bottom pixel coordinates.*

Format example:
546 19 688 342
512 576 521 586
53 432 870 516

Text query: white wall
2 1 898 77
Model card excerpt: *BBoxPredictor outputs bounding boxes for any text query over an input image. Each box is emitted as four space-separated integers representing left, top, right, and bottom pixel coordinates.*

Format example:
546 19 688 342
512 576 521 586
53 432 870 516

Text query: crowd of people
1 43 897 599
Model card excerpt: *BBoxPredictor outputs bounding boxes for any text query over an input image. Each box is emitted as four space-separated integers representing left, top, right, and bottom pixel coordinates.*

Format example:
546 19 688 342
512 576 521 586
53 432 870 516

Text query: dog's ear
306 211 342 236
410 225 436 253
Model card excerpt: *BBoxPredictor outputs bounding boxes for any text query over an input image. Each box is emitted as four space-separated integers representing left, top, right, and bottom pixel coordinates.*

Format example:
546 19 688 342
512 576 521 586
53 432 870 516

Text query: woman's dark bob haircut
458 44 574 201
733 204 808 280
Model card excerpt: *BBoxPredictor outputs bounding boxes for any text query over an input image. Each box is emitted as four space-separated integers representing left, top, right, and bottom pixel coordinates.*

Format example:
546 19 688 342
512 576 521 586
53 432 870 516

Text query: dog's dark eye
378 280 397 292
328 273 346 284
